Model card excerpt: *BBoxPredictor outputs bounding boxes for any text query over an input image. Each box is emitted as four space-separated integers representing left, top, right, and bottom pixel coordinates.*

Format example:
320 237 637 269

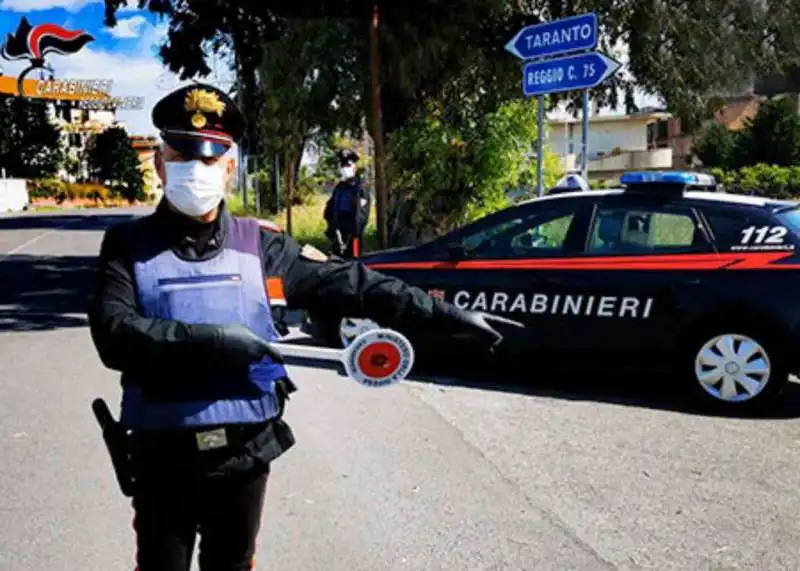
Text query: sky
0 0 235 136
0 1 662 138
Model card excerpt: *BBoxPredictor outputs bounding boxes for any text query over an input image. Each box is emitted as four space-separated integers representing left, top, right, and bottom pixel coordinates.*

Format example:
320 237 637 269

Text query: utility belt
135 421 272 454
91 378 296 497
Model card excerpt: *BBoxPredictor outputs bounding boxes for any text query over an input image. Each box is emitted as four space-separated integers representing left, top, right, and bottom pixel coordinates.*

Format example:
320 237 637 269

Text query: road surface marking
0 224 71 262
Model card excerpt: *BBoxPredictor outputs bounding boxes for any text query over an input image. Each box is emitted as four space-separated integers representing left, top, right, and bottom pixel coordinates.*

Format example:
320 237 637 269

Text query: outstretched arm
261 230 520 347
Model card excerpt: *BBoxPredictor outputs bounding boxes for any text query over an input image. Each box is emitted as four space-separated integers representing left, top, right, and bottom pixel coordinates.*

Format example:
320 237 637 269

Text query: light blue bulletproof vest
120 216 289 430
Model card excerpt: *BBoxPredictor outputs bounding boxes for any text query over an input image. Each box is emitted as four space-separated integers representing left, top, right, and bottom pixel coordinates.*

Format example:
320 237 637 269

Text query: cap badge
184 88 226 130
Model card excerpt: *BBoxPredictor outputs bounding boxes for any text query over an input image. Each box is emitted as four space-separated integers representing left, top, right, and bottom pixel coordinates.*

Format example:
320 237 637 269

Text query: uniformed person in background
323 149 370 258
87 83 518 571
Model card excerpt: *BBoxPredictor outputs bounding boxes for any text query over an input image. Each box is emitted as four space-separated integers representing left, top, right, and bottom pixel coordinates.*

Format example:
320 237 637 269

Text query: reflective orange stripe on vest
265 276 286 306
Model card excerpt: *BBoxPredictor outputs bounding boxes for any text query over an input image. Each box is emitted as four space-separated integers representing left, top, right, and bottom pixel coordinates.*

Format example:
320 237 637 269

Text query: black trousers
131 466 270 571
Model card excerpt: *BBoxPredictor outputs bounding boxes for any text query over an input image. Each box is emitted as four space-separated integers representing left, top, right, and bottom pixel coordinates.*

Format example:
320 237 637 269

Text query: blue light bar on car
620 171 717 187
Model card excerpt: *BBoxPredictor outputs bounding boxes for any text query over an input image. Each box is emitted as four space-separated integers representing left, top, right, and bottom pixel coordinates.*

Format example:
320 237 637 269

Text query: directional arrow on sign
522 51 622 97
506 13 598 60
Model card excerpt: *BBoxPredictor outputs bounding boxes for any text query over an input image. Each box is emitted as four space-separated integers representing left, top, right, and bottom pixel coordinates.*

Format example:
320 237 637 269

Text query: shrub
293 167 322 206
58 183 111 203
693 97 800 169
28 178 66 199
693 123 739 170
711 164 800 199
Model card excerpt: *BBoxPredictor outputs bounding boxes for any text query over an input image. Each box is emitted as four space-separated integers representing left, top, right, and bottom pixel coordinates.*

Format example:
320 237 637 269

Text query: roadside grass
227 192 378 252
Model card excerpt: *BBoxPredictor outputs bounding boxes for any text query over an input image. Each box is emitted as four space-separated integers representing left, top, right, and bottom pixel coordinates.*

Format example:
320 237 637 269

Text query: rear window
703 206 799 250
775 207 800 235
703 212 752 248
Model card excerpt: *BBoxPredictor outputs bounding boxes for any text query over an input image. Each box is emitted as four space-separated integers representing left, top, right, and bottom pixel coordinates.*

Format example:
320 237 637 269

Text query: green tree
387 96 563 240
104 0 800 134
737 97 800 167
0 95 63 178
692 123 739 169
255 18 365 226
695 98 800 170
86 126 145 202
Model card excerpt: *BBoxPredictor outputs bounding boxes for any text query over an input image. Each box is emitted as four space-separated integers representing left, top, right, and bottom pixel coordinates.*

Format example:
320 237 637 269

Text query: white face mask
340 166 356 180
164 160 226 217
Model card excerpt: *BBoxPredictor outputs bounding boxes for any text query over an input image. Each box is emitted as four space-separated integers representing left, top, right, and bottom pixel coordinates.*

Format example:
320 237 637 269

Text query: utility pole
284 152 293 236
273 152 281 213
235 69 248 213
369 0 388 249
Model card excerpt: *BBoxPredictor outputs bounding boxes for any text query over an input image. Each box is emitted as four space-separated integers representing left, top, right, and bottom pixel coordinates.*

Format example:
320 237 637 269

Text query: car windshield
425 208 525 248
460 218 528 250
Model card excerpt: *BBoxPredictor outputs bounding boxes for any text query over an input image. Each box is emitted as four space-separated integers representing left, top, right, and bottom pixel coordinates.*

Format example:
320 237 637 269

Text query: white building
546 110 675 183
46 102 122 181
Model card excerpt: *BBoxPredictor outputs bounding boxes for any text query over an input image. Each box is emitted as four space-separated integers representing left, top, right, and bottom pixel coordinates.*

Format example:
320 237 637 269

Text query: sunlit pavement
1 209 799 570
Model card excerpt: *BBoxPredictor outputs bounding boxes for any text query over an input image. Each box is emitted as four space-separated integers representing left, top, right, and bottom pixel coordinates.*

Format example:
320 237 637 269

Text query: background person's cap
336 148 360 166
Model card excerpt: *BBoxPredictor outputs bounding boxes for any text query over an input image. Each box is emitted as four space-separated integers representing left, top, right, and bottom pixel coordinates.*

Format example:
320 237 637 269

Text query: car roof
519 188 796 210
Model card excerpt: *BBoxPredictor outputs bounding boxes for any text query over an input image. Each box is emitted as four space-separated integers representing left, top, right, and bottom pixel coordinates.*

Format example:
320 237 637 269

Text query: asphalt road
1 208 800 571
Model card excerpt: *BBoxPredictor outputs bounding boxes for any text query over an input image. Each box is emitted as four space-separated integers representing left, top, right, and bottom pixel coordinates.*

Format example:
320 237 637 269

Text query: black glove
448 309 524 351
334 235 346 256
211 323 285 368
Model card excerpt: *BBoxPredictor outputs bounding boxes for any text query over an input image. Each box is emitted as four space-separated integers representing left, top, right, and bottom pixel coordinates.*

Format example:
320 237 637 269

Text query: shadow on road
0 254 97 332
0 212 139 232
414 364 800 421
277 335 800 421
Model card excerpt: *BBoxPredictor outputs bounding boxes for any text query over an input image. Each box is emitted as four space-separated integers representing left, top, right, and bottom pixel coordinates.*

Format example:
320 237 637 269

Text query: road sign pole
581 89 589 180
506 12 618 194
537 95 544 197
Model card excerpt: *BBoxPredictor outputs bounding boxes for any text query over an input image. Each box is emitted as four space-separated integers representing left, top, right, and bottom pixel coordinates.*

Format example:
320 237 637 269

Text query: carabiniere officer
87 83 517 571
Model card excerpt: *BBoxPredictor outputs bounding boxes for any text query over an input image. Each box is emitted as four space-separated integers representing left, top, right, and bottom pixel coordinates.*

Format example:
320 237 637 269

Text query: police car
307 171 800 412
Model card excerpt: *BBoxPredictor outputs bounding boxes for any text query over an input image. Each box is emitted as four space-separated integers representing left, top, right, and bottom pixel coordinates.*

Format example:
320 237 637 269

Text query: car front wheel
686 328 789 414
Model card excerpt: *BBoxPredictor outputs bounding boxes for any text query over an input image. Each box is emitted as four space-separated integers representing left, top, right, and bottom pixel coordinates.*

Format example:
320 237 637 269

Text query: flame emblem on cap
184 88 226 129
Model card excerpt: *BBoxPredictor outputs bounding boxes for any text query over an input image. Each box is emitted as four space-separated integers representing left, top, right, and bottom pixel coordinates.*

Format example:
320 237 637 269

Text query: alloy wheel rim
694 334 771 402
339 317 379 347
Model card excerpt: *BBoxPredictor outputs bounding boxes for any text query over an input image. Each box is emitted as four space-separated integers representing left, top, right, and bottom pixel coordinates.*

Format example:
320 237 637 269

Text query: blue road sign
522 51 621 97
505 13 598 60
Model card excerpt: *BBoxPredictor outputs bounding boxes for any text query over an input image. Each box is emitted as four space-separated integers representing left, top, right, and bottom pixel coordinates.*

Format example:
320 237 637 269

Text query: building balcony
560 148 674 176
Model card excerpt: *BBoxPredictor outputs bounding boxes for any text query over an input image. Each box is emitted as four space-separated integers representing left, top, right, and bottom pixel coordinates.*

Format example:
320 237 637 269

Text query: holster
275 378 297 419
91 398 137 497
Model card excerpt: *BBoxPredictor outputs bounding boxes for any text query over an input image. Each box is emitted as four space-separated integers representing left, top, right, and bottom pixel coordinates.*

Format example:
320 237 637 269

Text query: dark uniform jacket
324 177 371 238
87 199 459 478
